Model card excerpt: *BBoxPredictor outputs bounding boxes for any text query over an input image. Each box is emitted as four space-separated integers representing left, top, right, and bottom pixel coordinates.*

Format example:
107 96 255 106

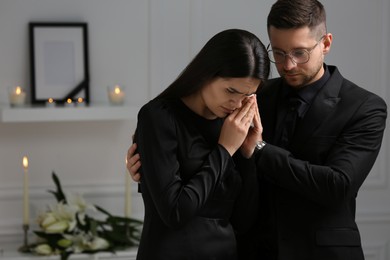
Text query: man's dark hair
267 0 327 38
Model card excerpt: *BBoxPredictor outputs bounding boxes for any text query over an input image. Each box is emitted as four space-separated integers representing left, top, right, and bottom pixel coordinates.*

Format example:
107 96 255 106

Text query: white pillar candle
108 85 125 105
8 86 27 107
22 156 29 225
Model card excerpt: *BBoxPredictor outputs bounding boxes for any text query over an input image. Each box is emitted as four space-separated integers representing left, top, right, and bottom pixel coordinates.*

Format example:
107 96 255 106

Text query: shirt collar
282 64 331 117
283 64 330 102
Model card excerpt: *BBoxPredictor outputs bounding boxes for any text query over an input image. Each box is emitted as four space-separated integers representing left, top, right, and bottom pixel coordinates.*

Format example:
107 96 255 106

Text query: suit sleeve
135 102 235 228
257 93 387 206
230 154 259 234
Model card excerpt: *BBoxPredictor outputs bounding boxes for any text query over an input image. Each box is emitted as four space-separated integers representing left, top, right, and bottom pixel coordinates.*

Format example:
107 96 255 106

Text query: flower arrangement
27 172 143 260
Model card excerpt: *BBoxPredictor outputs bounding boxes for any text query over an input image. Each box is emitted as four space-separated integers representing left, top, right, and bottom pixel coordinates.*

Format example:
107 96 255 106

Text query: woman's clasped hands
218 95 263 158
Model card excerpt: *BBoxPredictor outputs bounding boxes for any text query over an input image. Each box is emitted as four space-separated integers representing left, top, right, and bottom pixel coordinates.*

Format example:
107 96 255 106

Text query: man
239 0 387 259
127 0 387 259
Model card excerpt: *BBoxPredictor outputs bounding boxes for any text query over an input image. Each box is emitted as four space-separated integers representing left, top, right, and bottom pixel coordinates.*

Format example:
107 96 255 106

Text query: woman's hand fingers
218 96 257 155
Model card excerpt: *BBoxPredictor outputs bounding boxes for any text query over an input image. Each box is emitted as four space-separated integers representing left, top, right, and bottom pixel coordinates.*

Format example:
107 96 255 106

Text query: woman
133 29 270 259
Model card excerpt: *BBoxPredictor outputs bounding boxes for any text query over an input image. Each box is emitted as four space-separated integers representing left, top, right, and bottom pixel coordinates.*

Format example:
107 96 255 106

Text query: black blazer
247 65 387 260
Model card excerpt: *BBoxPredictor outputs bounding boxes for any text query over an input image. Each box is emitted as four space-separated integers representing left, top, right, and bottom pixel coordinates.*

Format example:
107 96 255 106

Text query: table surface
0 243 138 260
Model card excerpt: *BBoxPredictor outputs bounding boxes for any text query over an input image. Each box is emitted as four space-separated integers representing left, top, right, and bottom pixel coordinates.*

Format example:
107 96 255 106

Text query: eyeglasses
267 35 326 64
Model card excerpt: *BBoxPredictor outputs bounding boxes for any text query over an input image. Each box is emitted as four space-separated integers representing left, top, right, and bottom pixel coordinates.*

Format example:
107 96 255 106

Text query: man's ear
322 33 332 54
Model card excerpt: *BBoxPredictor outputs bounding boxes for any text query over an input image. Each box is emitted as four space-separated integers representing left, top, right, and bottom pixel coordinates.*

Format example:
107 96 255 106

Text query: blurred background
0 1 388 259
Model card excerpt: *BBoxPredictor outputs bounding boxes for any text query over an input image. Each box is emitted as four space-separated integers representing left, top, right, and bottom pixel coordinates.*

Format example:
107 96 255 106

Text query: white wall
0 0 389 259
0 0 150 106
0 0 149 243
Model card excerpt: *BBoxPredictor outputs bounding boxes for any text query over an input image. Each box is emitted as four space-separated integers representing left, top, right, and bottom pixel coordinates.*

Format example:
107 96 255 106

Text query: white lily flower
47 202 78 232
45 220 69 233
79 212 87 226
67 194 96 226
35 244 53 255
38 212 57 228
67 219 77 232
89 237 110 250
63 233 89 253
52 202 77 221
68 193 97 213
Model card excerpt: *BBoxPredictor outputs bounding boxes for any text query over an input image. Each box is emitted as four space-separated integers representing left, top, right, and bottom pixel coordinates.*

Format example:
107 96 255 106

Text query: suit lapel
259 79 285 145
292 67 343 146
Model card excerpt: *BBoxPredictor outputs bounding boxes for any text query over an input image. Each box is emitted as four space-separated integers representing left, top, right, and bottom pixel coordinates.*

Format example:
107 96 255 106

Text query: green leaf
95 205 112 216
48 172 67 203
89 218 99 236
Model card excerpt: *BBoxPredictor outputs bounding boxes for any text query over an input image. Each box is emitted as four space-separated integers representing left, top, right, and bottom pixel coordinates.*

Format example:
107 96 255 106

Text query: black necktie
280 96 301 148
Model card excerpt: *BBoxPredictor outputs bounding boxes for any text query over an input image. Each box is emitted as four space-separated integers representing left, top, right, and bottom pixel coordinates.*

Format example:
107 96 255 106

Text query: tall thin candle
22 156 29 225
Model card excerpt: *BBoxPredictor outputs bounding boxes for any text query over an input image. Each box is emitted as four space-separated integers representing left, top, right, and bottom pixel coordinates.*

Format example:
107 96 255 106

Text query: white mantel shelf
0 104 140 123
0 243 137 259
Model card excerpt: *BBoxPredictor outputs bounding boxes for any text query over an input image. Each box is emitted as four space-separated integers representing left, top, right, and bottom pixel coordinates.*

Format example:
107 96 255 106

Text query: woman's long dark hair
156 29 270 100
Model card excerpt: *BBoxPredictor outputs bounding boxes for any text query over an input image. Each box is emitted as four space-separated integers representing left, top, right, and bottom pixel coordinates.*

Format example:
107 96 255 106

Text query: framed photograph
29 22 89 105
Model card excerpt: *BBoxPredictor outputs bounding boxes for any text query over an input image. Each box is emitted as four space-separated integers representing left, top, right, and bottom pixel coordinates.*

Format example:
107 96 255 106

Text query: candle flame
48 98 54 103
16 86 22 95
22 156 28 169
67 98 72 104
114 86 121 94
77 97 83 103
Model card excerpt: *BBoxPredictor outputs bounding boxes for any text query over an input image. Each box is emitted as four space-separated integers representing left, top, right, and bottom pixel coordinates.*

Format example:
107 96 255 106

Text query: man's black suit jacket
243 65 387 260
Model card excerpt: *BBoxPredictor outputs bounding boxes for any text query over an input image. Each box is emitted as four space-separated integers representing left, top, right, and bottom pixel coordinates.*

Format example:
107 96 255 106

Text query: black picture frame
29 22 89 105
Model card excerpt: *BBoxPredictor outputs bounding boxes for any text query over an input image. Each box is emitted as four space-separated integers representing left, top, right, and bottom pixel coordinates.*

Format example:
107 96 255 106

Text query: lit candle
125 157 131 217
64 98 75 107
76 97 86 107
108 85 125 105
22 156 29 225
8 86 27 107
46 98 56 108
